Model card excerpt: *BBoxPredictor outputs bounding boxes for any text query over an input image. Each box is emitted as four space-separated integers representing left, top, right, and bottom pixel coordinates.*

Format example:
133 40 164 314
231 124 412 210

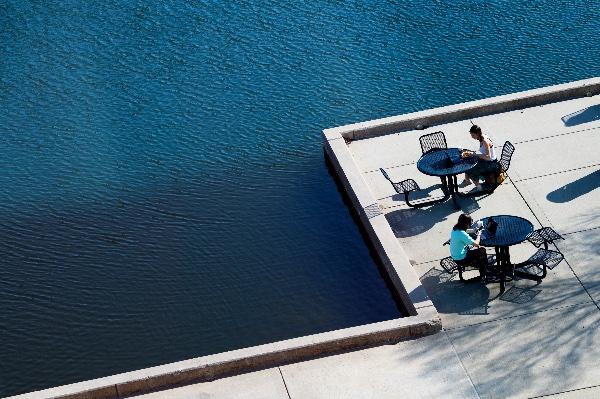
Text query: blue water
1 0 598 396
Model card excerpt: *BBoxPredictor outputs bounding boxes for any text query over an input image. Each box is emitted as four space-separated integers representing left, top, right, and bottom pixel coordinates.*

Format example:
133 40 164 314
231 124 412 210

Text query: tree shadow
394 286 600 398
546 169 600 203
561 104 600 126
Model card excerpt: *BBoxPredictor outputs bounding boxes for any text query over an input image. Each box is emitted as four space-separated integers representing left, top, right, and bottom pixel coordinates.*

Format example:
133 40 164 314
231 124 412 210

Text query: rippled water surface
1 0 599 395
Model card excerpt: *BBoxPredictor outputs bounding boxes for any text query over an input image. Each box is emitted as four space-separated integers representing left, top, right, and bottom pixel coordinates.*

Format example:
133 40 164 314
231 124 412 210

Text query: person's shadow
547 169 600 203
561 104 600 126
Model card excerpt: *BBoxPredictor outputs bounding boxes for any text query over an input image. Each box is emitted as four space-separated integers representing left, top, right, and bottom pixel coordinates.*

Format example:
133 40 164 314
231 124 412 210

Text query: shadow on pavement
561 104 600 126
546 169 600 203
420 267 491 315
385 200 455 238
499 285 541 304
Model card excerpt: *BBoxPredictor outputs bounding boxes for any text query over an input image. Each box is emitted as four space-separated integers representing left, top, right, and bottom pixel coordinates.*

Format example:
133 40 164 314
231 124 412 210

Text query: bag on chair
485 171 506 185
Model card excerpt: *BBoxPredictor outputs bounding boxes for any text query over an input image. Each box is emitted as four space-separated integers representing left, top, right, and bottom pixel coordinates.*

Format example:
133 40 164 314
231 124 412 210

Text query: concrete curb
6 115 443 398
324 77 600 140
6 308 440 399
5 140 443 399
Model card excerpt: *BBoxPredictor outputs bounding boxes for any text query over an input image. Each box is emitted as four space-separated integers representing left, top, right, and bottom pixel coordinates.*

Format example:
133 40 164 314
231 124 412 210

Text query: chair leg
404 192 438 208
403 193 411 207
404 190 448 208
540 264 548 279
540 242 549 279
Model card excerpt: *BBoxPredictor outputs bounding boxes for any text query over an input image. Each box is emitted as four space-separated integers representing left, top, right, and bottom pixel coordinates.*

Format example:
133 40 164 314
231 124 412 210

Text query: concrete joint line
508 175 548 231
443 330 482 399
365 161 417 174
278 367 292 399
528 383 600 398
513 126 598 145
443 300 596 332
562 257 600 313
513 163 600 183
562 226 600 236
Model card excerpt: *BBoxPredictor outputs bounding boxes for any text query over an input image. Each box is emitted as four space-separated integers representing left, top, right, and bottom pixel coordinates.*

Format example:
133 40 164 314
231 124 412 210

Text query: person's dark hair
469 125 483 141
453 213 473 231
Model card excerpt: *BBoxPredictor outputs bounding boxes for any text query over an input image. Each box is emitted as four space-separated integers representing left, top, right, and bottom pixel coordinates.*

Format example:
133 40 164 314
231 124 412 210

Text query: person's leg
460 173 473 187
480 161 501 186
456 248 486 282
482 160 501 174
474 247 488 278
466 161 485 190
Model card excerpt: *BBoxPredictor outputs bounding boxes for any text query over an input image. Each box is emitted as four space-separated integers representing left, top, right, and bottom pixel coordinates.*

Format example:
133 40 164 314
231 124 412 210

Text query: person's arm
472 230 481 247
478 139 492 161
460 229 480 248
461 149 477 158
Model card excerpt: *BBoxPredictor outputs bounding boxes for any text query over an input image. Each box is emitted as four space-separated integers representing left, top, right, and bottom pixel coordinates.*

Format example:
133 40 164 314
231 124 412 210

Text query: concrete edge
323 77 600 140
322 137 432 314
6 308 440 399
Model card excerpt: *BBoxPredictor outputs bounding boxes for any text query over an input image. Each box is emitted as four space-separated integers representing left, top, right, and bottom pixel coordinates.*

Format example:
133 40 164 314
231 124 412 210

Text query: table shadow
561 104 600 126
419 267 490 315
385 199 455 238
546 169 600 203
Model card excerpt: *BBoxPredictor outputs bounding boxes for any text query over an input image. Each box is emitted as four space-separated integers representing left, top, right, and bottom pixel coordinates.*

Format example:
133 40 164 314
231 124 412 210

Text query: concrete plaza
132 93 600 399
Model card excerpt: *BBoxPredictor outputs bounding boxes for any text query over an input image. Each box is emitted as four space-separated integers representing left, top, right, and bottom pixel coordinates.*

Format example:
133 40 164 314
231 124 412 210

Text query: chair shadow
561 104 600 126
396 182 445 202
499 285 541 304
546 169 600 203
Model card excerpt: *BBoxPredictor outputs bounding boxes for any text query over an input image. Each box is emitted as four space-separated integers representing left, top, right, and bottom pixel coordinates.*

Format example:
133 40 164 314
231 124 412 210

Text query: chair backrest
528 227 564 247
379 169 420 194
380 168 392 182
395 179 420 194
419 131 447 154
499 141 515 172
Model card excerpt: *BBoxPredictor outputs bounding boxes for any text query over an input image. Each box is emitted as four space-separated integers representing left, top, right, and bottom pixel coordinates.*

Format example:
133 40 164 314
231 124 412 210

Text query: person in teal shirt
450 214 488 281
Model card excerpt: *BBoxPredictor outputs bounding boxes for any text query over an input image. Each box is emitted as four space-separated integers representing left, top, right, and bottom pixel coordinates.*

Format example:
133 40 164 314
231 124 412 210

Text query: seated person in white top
450 214 487 282
460 125 500 191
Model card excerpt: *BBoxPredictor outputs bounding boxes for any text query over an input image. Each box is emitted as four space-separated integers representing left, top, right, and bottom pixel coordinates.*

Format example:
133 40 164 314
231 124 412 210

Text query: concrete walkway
348 95 600 398
133 333 478 399
133 95 600 399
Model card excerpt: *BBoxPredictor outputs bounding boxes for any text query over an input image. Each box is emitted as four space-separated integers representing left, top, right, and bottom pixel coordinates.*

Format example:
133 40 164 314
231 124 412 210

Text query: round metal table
479 215 534 293
416 148 478 208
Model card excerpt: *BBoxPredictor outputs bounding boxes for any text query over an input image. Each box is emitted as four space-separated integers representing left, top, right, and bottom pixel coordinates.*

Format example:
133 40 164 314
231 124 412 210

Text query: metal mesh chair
440 242 492 282
479 141 515 192
515 227 564 279
498 141 515 173
419 131 447 154
527 249 564 270
440 256 496 282
440 257 465 280
380 168 426 208
527 227 564 248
